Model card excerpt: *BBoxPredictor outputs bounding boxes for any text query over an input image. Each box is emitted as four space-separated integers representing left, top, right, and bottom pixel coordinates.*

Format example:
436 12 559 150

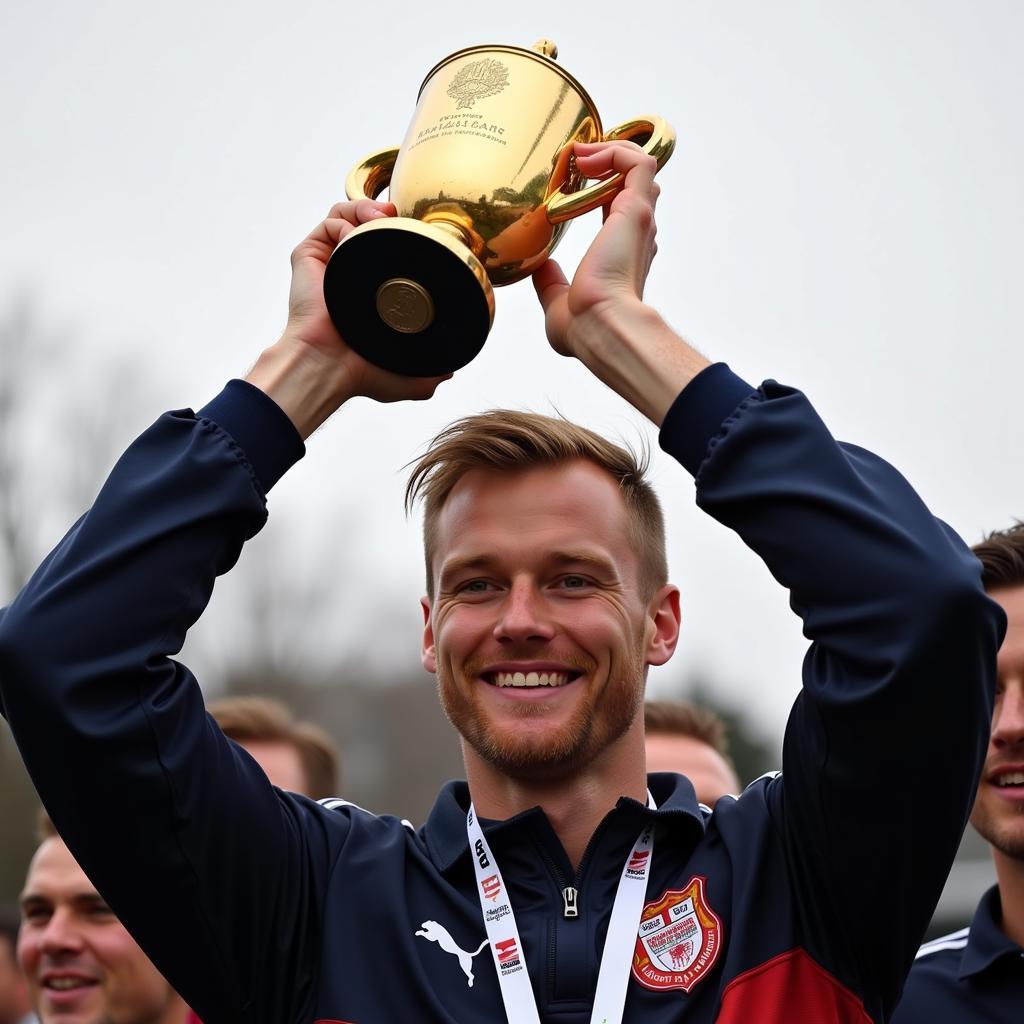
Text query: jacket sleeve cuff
198 380 306 492
658 363 758 477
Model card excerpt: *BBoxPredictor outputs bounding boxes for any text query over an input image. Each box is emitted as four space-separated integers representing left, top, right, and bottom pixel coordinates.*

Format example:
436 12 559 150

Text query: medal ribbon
467 794 655 1024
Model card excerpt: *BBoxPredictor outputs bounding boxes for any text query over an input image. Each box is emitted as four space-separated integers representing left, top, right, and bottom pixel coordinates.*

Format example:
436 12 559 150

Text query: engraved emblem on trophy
448 59 510 108
323 39 675 377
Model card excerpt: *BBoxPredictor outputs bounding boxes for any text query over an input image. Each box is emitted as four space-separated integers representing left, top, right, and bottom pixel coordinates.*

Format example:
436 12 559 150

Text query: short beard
971 801 1024 861
461 690 632 781
436 652 644 782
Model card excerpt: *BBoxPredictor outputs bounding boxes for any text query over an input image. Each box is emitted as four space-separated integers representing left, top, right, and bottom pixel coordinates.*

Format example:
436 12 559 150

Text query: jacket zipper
562 886 579 918
539 814 624 1003
538 817 615 919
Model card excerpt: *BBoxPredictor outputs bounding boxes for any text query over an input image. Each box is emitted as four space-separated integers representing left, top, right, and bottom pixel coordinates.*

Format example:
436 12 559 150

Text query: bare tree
0 296 55 599
58 356 154 517
0 298 152 599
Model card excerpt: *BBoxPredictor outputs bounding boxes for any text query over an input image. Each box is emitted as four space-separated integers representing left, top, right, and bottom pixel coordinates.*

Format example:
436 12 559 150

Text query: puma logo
415 920 488 987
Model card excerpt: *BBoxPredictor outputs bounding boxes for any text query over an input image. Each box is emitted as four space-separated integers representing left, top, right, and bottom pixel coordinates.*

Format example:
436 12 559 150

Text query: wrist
246 332 356 439
568 300 711 426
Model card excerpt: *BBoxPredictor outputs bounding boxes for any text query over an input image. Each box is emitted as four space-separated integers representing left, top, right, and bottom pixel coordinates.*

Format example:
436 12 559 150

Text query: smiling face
18 838 186 1024
421 459 679 782
970 586 1024 861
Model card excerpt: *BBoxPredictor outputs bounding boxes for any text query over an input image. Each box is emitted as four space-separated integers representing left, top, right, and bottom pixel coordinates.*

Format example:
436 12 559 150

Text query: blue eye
560 575 589 589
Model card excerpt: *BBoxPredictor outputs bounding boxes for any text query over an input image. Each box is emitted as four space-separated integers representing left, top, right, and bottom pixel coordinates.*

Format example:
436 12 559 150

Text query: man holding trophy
0 38 1003 1024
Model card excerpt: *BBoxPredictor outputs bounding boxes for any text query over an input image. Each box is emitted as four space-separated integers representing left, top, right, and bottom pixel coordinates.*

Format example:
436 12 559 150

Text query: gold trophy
324 39 675 376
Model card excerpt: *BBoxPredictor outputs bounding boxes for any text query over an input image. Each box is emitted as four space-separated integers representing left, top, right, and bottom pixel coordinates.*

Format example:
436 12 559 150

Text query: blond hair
405 410 667 599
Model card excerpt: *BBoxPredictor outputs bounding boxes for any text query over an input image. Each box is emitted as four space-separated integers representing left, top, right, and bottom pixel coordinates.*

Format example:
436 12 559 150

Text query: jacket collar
958 885 1024 979
423 771 707 874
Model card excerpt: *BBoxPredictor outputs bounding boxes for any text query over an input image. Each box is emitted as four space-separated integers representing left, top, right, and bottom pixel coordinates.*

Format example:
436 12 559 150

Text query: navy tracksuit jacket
0 363 1004 1022
891 886 1024 1023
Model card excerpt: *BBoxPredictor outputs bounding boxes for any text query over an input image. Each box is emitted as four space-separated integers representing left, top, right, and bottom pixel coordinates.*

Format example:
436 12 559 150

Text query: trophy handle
345 146 401 201
545 116 676 224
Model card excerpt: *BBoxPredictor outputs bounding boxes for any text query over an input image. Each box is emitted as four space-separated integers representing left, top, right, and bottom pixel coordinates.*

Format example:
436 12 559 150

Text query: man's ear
421 597 436 673
645 584 681 667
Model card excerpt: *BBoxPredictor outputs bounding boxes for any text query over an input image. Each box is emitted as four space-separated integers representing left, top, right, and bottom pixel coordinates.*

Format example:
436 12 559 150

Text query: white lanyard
467 794 655 1024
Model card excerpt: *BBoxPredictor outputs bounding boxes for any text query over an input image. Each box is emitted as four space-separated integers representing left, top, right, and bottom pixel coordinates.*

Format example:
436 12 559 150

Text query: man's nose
992 680 1024 750
493 580 555 643
39 908 85 956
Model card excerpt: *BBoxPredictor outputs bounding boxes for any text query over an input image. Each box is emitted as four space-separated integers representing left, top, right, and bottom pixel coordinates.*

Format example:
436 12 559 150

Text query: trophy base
323 218 495 377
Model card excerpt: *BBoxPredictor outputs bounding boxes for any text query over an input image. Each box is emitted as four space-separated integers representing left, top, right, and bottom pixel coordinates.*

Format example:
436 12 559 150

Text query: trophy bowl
323 39 675 377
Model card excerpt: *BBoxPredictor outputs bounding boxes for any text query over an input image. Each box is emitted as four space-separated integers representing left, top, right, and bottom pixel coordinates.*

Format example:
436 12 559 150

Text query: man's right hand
247 200 451 439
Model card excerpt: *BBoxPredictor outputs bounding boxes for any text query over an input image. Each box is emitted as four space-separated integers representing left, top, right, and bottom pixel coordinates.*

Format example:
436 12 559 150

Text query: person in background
644 698 741 805
207 695 339 799
0 908 35 1024
892 523 1024 1023
17 816 188 1024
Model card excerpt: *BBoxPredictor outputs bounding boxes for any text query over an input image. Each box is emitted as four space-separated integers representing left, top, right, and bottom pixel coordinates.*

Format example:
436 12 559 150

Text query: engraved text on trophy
410 111 509 152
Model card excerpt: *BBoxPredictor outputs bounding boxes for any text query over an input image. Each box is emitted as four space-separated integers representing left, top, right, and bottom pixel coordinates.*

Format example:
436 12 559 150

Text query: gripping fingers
324 198 396 225
573 141 660 225
293 200 396 265
575 142 659 193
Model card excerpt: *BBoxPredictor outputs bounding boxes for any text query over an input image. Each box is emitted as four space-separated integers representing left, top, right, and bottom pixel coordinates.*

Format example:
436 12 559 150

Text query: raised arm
535 141 1005 1015
0 199 447 1023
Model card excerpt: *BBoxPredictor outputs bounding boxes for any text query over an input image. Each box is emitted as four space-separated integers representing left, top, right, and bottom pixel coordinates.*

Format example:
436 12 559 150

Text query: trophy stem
423 218 485 261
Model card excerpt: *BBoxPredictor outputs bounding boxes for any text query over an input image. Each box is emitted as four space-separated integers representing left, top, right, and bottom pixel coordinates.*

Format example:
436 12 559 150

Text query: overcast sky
2 0 1021 741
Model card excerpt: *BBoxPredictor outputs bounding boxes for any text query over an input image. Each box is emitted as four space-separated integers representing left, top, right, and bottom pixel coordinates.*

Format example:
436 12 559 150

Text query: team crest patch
632 876 722 993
